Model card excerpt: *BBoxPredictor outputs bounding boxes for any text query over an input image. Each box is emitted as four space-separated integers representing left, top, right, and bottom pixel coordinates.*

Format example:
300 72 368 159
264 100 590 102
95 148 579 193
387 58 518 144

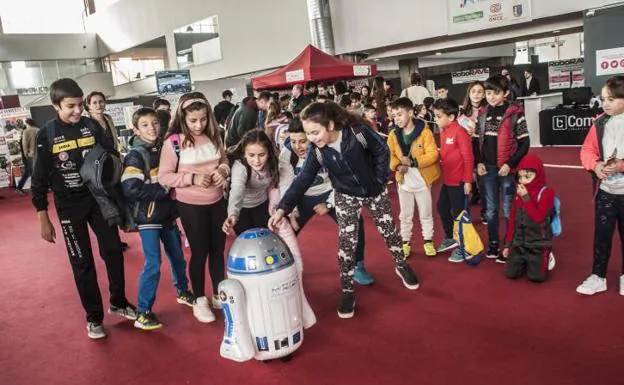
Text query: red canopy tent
251 44 377 90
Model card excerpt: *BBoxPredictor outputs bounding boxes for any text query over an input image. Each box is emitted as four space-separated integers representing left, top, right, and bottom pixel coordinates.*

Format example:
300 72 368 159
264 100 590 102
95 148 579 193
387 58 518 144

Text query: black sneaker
481 216 488 225
337 293 355 319
486 244 499 259
176 290 194 307
134 311 163 330
496 255 507 264
395 264 420 290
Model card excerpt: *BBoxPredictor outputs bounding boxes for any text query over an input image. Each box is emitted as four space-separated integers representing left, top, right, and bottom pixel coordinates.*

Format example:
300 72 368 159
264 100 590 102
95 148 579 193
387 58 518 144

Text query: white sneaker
184 238 190 248
548 252 556 271
576 274 607 295
87 322 107 339
620 275 624 296
211 294 222 309
193 296 216 323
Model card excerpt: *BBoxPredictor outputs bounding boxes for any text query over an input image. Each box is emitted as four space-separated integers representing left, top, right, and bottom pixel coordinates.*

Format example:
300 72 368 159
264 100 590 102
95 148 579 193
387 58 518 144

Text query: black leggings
437 185 465 239
234 200 270 235
178 199 227 297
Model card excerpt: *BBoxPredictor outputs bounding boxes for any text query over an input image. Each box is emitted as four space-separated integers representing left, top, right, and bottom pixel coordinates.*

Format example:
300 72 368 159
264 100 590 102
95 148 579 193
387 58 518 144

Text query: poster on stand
448 0 532 34
0 107 32 188
106 102 135 127
548 58 584 90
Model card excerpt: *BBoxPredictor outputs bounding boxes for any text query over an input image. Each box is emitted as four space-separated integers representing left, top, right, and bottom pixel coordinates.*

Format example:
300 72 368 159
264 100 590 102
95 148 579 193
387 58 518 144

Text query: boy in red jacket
502 153 554 282
434 98 474 262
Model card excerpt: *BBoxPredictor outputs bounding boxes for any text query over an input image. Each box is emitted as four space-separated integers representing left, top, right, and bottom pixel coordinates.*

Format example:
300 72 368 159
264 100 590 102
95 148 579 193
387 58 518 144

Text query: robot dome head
227 228 295 275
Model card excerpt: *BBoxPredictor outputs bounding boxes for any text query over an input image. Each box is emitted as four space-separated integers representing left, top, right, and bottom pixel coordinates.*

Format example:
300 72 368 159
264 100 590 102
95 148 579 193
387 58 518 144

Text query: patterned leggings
335 189 405 293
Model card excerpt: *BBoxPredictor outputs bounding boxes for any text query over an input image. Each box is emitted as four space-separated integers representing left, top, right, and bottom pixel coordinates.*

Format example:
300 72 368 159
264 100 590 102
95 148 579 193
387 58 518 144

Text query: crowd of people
19 72 624 340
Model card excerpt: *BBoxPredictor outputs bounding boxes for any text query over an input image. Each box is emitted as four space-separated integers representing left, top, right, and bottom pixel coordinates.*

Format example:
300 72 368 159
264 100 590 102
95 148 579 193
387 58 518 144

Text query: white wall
331 0 620 54
110 76 157 100
0 34 99 61
192 38 222 66
87 0 311 80
193 78 249 106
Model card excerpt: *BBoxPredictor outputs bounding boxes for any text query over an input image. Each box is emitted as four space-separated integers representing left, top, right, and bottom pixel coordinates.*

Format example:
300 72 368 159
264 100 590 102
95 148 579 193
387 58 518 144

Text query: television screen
156 70 192 94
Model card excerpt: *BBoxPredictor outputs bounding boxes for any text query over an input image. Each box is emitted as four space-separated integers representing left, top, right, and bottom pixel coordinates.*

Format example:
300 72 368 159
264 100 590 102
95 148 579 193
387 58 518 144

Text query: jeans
137 223 189 313
17 157 32 190
296 192 365 263
483 164 515 245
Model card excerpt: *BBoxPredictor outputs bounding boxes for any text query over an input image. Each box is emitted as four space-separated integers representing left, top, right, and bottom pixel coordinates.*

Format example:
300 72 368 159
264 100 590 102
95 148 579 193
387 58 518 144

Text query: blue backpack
538 186 561 237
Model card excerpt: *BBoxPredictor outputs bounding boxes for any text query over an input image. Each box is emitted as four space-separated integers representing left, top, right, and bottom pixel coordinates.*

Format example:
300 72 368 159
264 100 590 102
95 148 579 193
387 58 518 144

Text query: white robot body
219 228 311 362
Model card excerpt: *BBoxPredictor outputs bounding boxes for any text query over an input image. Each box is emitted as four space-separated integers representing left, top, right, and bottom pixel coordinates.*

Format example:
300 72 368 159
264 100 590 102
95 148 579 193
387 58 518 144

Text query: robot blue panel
227 228 295 275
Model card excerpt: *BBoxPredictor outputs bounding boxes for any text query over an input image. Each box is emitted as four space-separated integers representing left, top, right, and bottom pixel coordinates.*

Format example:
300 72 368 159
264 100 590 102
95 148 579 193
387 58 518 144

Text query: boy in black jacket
31 79 136 340
122 108 194 330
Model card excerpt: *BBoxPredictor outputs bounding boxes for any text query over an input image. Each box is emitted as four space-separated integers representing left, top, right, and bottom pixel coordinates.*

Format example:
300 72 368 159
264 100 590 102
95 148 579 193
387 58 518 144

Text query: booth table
518 92 563 147
539 107 601 146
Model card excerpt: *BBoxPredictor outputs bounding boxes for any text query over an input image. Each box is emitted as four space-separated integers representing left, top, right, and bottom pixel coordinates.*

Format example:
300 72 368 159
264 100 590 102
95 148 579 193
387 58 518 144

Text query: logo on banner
552 115 594 131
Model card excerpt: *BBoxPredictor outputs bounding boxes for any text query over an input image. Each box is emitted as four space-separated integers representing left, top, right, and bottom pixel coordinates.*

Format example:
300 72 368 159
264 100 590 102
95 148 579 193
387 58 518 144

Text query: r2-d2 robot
218 228 316 362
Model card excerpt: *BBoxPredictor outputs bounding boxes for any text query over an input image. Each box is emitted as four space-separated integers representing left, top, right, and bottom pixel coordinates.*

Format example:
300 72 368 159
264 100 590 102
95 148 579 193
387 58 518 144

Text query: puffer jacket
121 137 177 229
387 119 440 186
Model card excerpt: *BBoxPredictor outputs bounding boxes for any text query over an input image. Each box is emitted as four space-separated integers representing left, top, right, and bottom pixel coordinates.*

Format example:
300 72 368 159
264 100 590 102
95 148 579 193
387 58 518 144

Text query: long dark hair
461 81 487 117
166 92 222 150
227 129 279 186
300 101 370 131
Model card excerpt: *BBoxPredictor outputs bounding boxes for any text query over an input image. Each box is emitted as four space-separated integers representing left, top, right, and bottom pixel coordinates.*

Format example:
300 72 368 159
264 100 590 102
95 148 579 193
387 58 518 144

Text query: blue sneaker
354 261 375 285
437 238 458 253
448 249 465 263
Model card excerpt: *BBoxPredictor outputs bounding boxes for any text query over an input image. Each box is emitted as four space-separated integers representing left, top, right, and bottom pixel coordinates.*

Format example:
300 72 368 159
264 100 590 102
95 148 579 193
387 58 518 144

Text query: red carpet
1 147 624 385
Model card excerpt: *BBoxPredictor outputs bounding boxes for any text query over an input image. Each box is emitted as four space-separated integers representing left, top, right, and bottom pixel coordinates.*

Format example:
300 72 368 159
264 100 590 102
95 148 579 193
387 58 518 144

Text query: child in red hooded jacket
501 153 555 283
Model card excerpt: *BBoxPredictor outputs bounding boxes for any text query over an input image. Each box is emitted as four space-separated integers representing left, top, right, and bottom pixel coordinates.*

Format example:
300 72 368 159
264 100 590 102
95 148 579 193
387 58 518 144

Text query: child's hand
210 168 227 187
268 209 285 231
401 156 410 166
477 163 487 176
603 158 622 175
498 164 511 177
466 120 476 136
464 182 472 195
502 248 510 258
397 165 408 174
289 214 300 232
516 183 528 197
594 162 609 180
313 203 330 216
194 174 212 188
222 215 238 235
39 214 56 243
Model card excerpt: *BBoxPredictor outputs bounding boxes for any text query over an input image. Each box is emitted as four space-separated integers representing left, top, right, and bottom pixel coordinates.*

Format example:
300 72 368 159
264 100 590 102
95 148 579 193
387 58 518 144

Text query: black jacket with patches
31 117 113 212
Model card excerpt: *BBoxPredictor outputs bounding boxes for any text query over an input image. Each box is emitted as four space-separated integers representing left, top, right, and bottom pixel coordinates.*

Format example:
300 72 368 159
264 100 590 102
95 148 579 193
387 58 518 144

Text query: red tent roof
251 44 377 90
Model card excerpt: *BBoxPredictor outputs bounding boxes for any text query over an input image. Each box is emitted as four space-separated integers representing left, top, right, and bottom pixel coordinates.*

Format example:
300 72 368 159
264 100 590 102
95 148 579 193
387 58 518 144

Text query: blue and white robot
218 228 316 362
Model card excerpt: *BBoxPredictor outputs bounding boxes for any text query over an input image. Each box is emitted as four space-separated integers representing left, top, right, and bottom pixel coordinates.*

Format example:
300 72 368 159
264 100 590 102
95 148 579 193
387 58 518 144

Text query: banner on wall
451 68 490 84
0 107 32 188
548 58 585 90
596 47 624 76
448 0 532 34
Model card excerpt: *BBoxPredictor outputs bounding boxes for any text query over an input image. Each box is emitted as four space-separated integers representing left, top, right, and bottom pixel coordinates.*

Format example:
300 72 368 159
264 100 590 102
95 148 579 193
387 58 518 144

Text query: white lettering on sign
285 69 305 83
552 115 594 131
353 65 371 76
451 68 490 84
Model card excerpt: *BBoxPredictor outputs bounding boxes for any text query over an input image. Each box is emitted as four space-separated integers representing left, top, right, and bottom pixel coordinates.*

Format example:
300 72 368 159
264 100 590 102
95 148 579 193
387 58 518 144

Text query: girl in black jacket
269 102 419 319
